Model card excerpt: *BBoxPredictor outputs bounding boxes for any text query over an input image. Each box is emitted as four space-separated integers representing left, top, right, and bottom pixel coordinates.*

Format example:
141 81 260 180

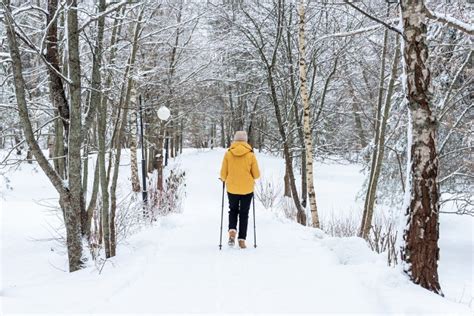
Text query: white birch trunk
130 84 141 193
298 0 319 228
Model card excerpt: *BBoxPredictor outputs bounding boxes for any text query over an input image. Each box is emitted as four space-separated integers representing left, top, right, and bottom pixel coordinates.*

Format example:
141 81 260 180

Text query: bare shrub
115 193 147 243
255 175 282 210
278 196 297 220
320 210 399 266
367 213 399 266
320 212 359 237
147 167 186 220
83 190 147 263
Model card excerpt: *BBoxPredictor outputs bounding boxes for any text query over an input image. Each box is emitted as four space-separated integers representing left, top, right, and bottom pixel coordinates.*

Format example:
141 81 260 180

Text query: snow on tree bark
400 0 442 295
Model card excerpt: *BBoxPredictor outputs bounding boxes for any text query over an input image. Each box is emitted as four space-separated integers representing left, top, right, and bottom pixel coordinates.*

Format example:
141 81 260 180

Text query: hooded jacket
220 141 260 195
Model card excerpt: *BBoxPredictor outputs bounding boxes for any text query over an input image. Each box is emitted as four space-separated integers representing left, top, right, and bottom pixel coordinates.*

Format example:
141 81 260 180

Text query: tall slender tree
297 0 319 228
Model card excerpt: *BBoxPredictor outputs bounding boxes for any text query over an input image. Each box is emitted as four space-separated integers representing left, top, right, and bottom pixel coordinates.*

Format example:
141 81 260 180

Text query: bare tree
3 0 84 272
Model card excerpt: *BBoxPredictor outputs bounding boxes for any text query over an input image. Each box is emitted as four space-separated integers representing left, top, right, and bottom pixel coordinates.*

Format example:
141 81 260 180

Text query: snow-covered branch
343 0 404 38
78 0 131 32
425 7 474 36
318 18 399 41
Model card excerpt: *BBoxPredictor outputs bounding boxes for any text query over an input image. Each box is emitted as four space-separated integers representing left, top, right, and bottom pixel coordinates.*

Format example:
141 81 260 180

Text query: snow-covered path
99 150 380 313
1 149 471 314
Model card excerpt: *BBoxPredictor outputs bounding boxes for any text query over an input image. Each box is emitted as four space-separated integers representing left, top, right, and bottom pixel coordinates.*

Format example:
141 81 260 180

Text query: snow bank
1 148 472 314
321 236 379 265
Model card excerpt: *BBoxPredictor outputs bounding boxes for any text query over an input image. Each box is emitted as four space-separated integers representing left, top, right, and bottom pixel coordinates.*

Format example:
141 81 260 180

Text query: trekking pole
219 180 225 250
253 194 257 248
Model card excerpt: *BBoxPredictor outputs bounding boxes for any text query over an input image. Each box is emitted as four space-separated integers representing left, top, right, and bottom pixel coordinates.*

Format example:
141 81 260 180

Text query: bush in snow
87 190 147 263
320 211 398 267
147 167 186 220
278 196 297 221
367 213 399 267
320 212 359 238
255 175 282 210
114 194 147 244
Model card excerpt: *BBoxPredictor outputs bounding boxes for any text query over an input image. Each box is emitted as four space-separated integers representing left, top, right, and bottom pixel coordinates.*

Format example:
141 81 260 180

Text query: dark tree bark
46 0 69 178
400 0 442 295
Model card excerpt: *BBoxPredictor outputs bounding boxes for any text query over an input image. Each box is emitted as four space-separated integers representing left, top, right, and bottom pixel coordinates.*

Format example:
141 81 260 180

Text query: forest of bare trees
1 0 472 296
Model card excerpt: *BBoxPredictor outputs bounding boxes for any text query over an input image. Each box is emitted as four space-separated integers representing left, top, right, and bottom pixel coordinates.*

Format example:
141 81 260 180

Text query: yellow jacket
220 142 260 195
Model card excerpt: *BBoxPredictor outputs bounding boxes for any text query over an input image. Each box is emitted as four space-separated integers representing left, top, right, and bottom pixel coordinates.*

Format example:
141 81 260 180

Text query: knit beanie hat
234 131 248 142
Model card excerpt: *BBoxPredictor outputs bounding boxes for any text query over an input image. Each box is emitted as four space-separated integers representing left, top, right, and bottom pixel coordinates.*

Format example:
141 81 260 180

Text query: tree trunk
156 123 165 191
110 9 144 257
220 116 226 148
95 6 121 257
360 27 389 238
82 141 89 234
284 6 307 208
66 0 85 249
97 93 110 257
4 2 83 271
297 0 319 228
81 0 106 241
267 64 306 225
130 85 141 193
400 0 442 295
284 168 291 197
361 36 400 239
179 118 184 154
46 0 69 173
85 157 100 240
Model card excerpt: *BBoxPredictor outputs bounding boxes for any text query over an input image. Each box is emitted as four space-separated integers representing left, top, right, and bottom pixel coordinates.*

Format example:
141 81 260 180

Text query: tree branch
343 1 405 39
424 6 474 36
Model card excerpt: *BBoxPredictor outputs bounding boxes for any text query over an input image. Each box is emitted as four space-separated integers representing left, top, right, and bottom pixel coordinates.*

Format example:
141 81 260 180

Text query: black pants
228 192 253 240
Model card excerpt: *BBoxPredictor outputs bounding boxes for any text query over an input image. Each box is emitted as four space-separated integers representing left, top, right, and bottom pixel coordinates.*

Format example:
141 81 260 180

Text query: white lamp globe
158 106 171 121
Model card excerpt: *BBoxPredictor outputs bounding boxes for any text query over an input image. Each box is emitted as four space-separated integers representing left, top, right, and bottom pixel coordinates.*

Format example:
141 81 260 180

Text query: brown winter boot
228 229 237 246
238 239 247 249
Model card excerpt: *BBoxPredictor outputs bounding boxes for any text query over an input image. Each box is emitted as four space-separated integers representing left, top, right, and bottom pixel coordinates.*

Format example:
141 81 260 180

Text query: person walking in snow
220 131 260 249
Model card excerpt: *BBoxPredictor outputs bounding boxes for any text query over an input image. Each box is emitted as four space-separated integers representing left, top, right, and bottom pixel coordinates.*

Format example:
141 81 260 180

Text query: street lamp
158 106 171 166
158 106 171 121
139 100 171 205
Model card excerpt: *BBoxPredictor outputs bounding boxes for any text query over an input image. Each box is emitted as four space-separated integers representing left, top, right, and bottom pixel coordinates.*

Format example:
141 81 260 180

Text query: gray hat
234 131 248 142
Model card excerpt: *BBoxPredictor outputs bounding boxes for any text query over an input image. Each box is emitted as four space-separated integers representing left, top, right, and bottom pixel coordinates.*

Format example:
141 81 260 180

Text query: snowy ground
1 148 472 315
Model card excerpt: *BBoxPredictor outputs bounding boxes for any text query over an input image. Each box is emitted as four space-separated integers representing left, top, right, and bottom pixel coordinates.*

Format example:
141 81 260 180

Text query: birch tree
130 85 141 193
399 0 442 294
297 0 319 228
